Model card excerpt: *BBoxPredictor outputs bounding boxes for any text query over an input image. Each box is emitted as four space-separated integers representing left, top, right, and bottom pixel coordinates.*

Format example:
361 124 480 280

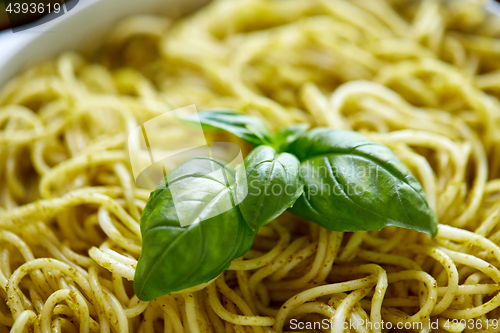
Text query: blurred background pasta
1 0 500 332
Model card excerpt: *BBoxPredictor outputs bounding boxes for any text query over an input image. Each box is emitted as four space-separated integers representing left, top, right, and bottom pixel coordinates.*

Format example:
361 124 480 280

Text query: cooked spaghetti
1 0 500 332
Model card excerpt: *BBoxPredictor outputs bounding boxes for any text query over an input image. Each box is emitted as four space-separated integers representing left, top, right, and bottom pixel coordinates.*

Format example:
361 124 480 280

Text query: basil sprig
134 110 438 301
239 145 303 230
186 108 273 147
287 128 438 236
134 157 257 301
270 123 310 152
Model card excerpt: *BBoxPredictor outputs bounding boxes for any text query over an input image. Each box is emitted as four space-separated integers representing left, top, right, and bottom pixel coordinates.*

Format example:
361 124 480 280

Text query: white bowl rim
0 0 208 86
0 0 499 87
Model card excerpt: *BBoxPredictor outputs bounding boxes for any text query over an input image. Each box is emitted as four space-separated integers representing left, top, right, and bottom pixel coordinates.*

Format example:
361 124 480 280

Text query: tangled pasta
1 0 500 332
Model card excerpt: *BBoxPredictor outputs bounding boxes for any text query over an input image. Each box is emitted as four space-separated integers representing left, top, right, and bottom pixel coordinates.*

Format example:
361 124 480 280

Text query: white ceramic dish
0 0 208 86
0 0 499 87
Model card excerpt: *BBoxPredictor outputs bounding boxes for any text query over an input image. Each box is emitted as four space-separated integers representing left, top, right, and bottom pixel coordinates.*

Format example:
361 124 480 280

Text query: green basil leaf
134 157 257 301
271 123 310 152
239 145 303 230
287 128 438 237
186 109 273 147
